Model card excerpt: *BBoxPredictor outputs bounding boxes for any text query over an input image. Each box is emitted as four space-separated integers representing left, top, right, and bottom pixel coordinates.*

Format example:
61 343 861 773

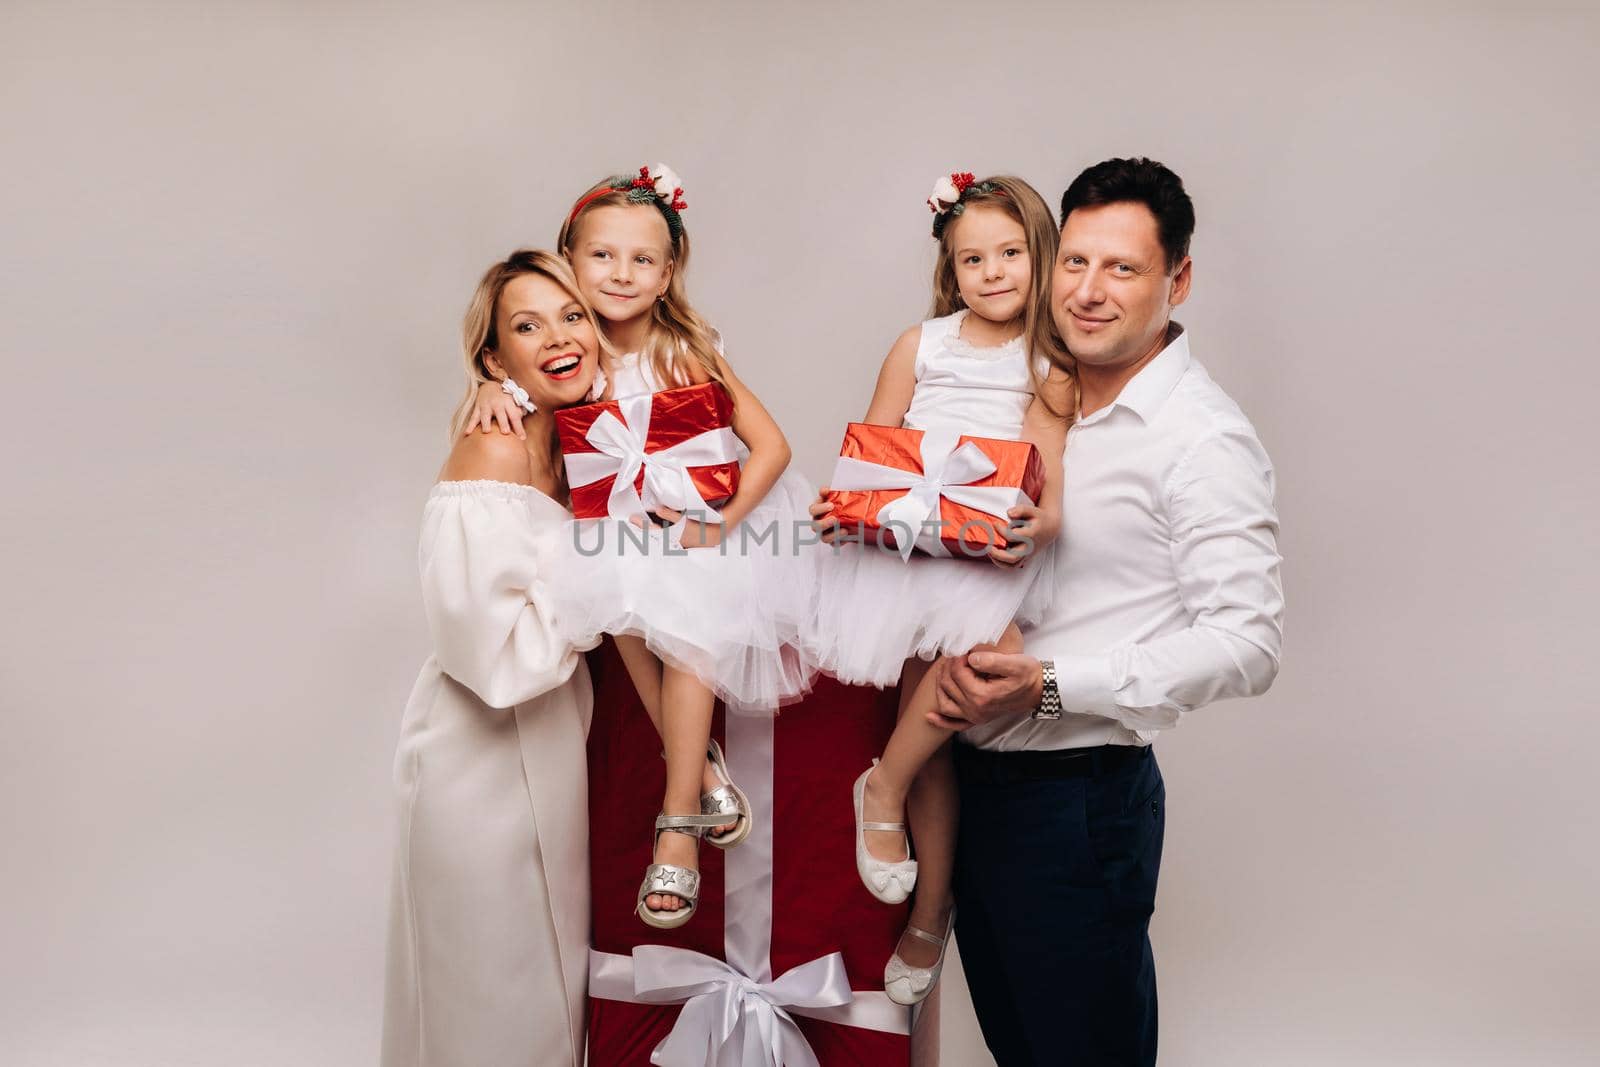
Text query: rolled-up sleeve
1055 427 1284 731
418 482 580 709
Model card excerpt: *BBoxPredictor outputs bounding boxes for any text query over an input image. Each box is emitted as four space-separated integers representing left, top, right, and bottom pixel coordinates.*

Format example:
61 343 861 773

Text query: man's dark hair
1059 157 1194 272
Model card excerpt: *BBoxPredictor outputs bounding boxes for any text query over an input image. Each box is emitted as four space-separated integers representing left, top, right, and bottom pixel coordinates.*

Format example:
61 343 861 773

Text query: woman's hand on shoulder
439 424 534 485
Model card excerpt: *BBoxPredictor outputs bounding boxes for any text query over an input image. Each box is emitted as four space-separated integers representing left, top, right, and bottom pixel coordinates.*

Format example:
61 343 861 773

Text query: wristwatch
1031 659 1062 720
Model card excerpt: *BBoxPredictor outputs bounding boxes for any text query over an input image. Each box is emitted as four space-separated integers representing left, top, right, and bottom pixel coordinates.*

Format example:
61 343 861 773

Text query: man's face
1052 201 1190 370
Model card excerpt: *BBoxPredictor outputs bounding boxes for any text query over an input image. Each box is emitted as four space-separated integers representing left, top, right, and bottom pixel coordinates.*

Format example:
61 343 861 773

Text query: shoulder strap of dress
915 310 962 372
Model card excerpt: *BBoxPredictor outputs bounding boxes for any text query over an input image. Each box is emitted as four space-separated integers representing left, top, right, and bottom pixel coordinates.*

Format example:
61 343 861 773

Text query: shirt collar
1077 322 1191 426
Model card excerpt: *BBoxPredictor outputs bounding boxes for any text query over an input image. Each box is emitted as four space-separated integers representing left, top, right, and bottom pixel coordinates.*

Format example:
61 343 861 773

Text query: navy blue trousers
953 745 1165 1066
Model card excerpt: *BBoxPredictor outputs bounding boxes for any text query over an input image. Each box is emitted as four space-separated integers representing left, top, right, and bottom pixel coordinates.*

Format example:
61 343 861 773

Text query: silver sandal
637 812 724 930
701 738 753 850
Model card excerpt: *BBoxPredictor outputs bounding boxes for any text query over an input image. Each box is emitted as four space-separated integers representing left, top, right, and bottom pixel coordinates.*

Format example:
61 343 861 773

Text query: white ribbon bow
563 392 740 523
628 945 854 1067
827 427 1031 560
868 864 917 899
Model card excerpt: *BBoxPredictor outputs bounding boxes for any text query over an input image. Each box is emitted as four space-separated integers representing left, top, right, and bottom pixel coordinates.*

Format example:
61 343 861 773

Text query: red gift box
556 383 741 521
585 639 940 1065
823 422 1045 558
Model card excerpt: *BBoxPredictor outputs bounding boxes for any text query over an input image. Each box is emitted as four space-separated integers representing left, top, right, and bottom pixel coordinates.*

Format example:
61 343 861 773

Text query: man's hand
929 652 1045 731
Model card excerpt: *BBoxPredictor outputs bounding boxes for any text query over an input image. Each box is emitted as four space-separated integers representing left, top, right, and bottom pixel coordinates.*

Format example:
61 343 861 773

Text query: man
934 158 1284 1065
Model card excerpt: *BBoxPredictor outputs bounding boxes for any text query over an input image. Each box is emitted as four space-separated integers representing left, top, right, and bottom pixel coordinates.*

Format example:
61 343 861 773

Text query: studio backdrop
2 2 1597 1064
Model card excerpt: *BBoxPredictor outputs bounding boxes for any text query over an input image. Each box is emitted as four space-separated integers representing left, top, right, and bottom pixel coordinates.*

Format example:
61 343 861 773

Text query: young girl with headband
481 165 818 930
809 173 1076 1003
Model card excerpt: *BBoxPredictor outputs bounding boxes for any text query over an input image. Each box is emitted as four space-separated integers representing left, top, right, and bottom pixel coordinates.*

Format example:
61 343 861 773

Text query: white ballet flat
853 760 917 904
701 738 753 850
884 916 952 1006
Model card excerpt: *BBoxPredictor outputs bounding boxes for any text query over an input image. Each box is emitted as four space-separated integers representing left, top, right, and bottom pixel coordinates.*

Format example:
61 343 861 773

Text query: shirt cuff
1052 654 1120 718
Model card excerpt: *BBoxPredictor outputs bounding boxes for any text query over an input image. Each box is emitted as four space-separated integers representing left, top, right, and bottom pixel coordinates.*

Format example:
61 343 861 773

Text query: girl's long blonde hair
557 179 729 397
931 174 1077 418
448 248 611 440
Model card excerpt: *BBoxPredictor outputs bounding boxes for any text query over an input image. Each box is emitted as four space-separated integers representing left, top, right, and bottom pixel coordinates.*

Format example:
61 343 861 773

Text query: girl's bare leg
645 663 716 912
868 623 1027 967
615 634 734 836
614 634 664 730
861 657 935 862
899 743 958 967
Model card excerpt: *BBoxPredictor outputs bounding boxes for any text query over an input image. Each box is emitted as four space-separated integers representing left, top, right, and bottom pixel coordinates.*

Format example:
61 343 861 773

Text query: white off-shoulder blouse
418 480 590 706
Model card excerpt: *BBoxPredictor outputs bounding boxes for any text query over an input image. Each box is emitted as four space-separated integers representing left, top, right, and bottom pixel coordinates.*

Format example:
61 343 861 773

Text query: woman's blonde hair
448 248 611 439
931 175 1077 418
557 178 729 397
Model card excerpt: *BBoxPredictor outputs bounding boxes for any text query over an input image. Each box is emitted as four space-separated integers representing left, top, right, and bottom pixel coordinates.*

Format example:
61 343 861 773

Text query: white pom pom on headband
927 170 1005 238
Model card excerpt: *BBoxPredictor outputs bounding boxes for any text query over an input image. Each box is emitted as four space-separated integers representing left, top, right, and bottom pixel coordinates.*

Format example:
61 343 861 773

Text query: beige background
3 1 1598 1064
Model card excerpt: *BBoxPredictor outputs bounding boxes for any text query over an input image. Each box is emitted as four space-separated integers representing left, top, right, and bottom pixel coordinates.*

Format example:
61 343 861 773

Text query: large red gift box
823 422 1045 559
556 383 741 521
585 639 939 1065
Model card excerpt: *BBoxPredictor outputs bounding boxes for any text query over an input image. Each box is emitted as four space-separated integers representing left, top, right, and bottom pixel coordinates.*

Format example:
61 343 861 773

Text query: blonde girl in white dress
474 166 818 930
808 174 1077 1004
382 250 608 1067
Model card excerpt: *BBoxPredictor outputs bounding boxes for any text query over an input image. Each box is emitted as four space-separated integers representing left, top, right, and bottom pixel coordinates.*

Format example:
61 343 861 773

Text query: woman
381 249 607 1067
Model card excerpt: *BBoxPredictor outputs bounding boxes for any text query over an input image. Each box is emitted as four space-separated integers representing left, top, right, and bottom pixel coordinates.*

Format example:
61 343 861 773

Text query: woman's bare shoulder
438 428 535 484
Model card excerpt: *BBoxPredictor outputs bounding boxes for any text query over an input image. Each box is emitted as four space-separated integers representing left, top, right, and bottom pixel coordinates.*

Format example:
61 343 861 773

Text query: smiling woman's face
567 203 674 329
481 272 601 410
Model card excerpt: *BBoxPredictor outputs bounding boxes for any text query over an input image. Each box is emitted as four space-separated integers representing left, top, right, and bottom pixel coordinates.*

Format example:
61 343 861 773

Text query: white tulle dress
544 350 820 713
805 310 1057 687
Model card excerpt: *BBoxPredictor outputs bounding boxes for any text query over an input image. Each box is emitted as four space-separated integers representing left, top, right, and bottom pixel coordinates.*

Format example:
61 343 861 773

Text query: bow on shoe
868 865 918 898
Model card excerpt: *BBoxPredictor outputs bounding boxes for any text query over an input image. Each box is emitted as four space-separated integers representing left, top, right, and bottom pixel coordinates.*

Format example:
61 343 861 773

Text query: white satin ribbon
826 427 1032 559
563 392 740 523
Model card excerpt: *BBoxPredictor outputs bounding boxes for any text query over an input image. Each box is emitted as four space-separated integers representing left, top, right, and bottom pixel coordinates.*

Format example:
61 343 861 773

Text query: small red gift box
824 422 1045 558
556 383 741 521
585 640 939 1065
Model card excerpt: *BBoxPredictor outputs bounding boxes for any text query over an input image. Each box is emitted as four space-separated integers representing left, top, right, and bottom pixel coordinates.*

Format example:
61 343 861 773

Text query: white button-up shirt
964 325 1284 751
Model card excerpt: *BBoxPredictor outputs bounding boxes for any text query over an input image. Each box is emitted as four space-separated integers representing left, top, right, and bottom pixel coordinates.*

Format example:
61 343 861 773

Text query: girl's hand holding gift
650 505 725 550
808 490 844 544
989 502 1059 569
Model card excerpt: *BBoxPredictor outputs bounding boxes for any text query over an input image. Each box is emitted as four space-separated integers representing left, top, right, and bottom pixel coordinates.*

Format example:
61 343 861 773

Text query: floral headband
926 171 1004 238
566 163 688 241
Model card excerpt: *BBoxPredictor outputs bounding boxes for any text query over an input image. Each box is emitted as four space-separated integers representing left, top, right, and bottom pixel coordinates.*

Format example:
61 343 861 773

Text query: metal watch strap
1032 659 1062 720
